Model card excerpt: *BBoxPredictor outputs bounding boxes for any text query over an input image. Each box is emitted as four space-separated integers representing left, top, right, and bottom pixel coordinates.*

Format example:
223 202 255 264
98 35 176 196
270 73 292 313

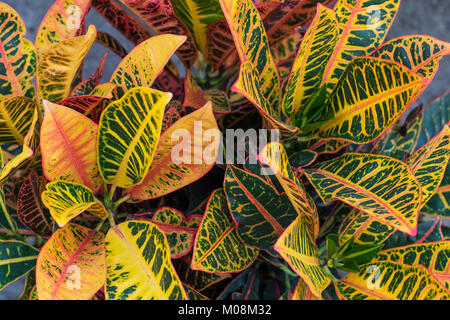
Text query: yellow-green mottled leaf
407 126 450 208
291 277 322 300
304 153 422 236
37 25 96 103
338 208 395 246
0 97 37 145
36 223 106 300
127 102 219 199
41 180 107 227
35 0 92 57
105 220 187 300
0 108 37 185
0 240 38 291
150 207 201 259
274 214 331 297
110 34 186 92
375 242 450 290
192 189 259 273
335 261 449 300
321 0 400 86
319 57 426 144
41 100 102 192
282 4 339 118
259 142 319 239
98 87 172 188
0 3 37 101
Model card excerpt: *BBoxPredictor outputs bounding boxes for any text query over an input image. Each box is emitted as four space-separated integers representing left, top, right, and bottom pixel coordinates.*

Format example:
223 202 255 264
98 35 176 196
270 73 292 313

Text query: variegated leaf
37 25 97 103
41 100 102 192
36 223 106 300
282 4 339 118
370 35 450 81
259 143 319 239
98 87 171 188
274 214 331 297
171 0 224 55
291 277 322 300
150 207 201 259
338 208 395 246
264 0 334 46
92 0 151 46
110 34 185 93
375 242 450 290
0 109 37 185
319 57 425 144
0 3 37 101
41 180 107 227
304 153 422 236
407 126 450 207
118 0 198 67
224 165 298 250
0 97 37 145
336 261 449 300
105 220 187 300
127 102 219 199
321 0 400 86
17 170 53 237
35 0 92 57
95 31 128 58
70 51 107 96
192 189 259 273
0 240 38 291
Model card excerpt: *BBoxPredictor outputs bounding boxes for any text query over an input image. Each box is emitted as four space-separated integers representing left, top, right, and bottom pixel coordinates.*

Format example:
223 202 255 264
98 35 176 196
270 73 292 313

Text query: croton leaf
37 25 97 103
0 108 37 185
319 57 426 144
150 207 201 259
0 240 39 291
0 3 37 101
370 35 450 82
59 94 111 122
35 0 92 57
407 126 450 207
171 0 224 55
70 51 108 97
17 170 53 238
291 277 322 300
0 97 37 145
224 165 298 250
204 18 237 68
375 241 450 289
119 0 198 67
105 220 187 300
274 214 331 298
220 0 292 130
183 283 209 300
304 153 422 236
338 208 395 246
19 267 36 300
192 189 259 273
41 180 107 227
264 0 334 46
335 261 450 300
321 0 400 86
95 31 128 58
98 87 171 188
271 31 302 78
281 3 339 119
259 143 319 239
127 102 219 199
422 165 450 219
92 0 152 46
417 91 450 149
36 223 106 300
41 100 102 192
110 34 185 93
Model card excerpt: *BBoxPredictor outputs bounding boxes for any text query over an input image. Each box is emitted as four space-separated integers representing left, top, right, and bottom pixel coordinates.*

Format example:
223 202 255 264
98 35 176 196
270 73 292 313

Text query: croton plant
0 0 449 301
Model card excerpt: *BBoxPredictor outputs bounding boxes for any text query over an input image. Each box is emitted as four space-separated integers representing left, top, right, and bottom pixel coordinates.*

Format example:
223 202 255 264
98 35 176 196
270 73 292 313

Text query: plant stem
113 195 130 210
0 195 17 235
95 219 106 231
107 209 116 227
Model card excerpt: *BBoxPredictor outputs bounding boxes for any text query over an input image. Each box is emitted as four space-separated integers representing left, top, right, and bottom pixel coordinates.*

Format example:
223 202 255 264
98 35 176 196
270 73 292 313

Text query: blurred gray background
0 0 449 299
